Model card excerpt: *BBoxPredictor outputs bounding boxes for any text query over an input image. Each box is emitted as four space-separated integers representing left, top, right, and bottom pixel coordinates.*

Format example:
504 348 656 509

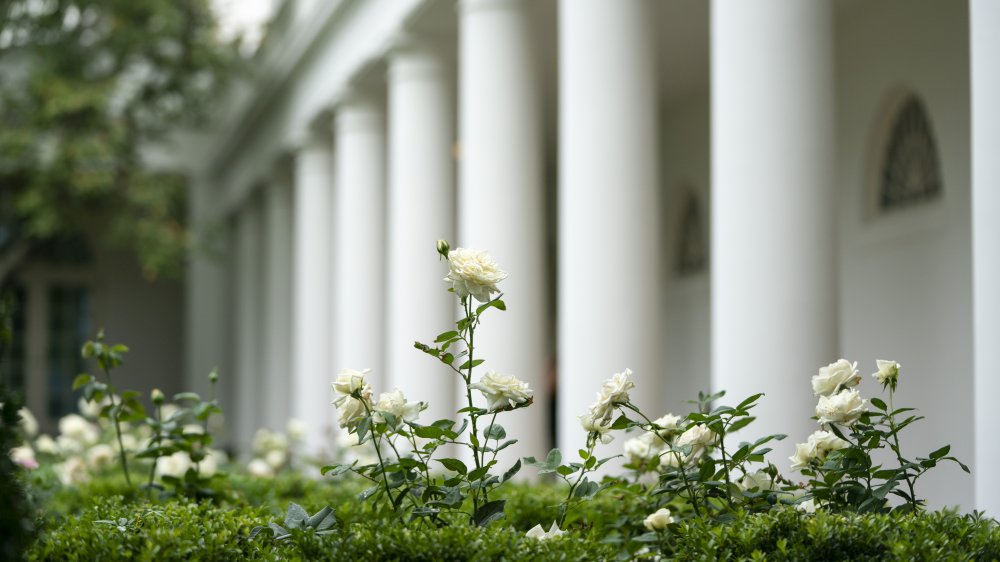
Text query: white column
558 0 663 454
386 38 457 424
711 1 836 451
971 0 1000 515
459 0 549 463
332 94 387 391
185 177 228 400
233 194 264 452
292 136 335 451
262 170 294 431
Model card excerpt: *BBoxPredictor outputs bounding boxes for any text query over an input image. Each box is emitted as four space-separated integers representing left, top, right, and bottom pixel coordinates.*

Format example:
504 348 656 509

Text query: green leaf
929 445 950 460
728 416 756 433
476 299 507 315
437 458 468 475
474 499 507 527
610 414 634 430
458 358 485 370
435 331 459 342
870 397 888 411
173 392 201 402
545 448 562 469
412 424 445 440
72 374 93 391
736 393 764 410
484 423 506 441
284 503 309 528
501 459 521 483
468 466 489 481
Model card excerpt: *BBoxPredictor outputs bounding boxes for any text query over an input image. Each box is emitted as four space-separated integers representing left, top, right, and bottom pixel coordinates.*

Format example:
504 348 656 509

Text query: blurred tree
0 0 237 282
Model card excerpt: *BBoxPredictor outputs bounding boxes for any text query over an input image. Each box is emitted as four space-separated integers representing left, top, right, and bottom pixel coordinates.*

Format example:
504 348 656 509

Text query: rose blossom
624 432 662 466
331 368 371 402
59 414 99 445
86 444 115 471
336 395 370 430
373 389 427 426
651 413 682 438
789 429 850 471
470 371 533 412
55 456 89 485
588 369 635 424
247 458 275 478
811 359 861 397
579 412 614 444
872 359 900 387
18 407 38 438
675 423 715 461
9 445 37 469
444 248 508 303
816 388 866 426
643 507 675 531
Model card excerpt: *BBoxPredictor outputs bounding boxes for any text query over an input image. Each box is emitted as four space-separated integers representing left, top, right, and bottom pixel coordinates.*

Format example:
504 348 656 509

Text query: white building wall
836 0 973 509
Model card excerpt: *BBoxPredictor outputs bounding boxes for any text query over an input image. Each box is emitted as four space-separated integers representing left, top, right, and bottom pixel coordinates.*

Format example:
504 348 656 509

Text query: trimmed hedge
23 474 1000 561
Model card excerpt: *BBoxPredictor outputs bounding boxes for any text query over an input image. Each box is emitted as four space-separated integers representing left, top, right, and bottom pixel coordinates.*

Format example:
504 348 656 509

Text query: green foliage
665 508 1000 562
0 0 237 279
26 496 272 562
23 474 1000 561
0 292 35 559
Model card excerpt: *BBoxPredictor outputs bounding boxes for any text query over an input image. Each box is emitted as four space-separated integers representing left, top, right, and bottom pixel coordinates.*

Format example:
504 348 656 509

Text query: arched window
877 94 942 212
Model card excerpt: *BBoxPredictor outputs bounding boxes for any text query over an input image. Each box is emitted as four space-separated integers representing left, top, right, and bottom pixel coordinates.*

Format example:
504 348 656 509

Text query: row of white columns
228 0 835 466
221 0 999 511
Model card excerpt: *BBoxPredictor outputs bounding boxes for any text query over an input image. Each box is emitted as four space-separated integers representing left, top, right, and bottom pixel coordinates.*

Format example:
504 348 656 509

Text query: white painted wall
836 0 973 509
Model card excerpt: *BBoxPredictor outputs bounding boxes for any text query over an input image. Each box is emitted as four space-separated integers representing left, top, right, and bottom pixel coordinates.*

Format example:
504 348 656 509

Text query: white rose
790 430 850 471
675 424 715 463
469 371 533 412
624 432 662 466
265 448 287 469
159 403 181 422
331 368 371 403
156 451 192 479
59 414 99 445
643 507 675 530
55 456 90 485
651 413 682 438
182 424 204 436
812 359 861 397
816 388 866 426
18 407 38 438
789 441 816 471
810 429 850 454
444 248 508 303
199 448 228 478
78 396 104 419
86 444 115 471
337 394 370 430
738 470 774 492
525 521 565 540
10 445 37 469
872 359 900 386
252 428 289 454
286 418 308 442
247 458 274 478
796 499 818 514
579 412 614 444
35 434 59 455
56 435 83 455
588 369 635 424
373 389 427 426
